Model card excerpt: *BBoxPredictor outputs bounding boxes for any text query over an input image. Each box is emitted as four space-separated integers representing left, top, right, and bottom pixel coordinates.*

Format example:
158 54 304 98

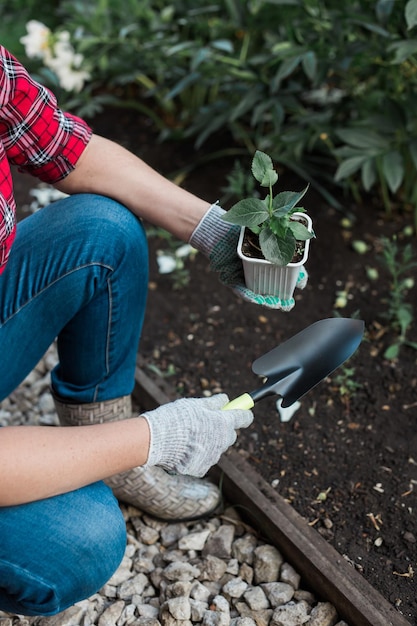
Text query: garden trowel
224 318 364 410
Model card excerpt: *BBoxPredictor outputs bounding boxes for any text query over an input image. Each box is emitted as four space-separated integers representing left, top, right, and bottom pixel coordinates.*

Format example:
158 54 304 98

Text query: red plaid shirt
0 45 92 274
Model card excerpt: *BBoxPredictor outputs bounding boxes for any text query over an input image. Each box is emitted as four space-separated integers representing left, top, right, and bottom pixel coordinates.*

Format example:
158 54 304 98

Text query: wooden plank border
134 364 411 626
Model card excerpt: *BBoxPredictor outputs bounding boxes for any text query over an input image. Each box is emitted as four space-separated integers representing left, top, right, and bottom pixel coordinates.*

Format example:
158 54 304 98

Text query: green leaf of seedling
272 186 309 215
269 215 288 239
261 168 279 188
260 225 296 266
384 343 400 360
288 221 314 241
251 150 278 187
221 198 269 227
397 307 413 334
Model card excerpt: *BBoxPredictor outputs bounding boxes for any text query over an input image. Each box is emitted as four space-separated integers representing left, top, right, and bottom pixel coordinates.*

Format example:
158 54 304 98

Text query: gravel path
0 345 349 626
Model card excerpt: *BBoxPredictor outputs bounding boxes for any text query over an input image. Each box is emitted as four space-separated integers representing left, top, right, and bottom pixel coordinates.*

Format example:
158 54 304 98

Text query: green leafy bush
7 0 417 223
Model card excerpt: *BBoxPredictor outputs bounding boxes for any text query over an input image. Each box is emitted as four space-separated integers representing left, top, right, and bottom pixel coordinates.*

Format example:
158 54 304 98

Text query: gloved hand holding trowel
143 317 364 473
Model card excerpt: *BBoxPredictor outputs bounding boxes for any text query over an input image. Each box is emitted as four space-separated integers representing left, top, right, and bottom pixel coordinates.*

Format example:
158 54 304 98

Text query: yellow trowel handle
222 393 255 410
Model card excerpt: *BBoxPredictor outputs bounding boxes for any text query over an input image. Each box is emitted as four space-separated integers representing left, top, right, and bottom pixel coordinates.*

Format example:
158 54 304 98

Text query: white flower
175 244 196 258
21 21 90 92
302 86 345 106
51 63 90 92
20 20 51 59
157 254 177 274
51 39 75 65
28 185 68 213
45 36 90 92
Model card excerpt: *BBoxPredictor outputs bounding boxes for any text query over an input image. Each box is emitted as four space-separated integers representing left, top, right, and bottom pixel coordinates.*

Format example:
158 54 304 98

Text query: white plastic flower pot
237 213 312 301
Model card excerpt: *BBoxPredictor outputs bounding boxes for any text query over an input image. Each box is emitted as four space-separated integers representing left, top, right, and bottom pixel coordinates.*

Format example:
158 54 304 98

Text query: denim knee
0 193 149 402
0 483 127 616
50 195 149 402
78 193 148 257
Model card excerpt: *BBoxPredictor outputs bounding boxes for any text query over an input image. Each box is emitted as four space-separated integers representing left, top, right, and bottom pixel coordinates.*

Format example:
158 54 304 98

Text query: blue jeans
0 483 127 616
0 193 149 615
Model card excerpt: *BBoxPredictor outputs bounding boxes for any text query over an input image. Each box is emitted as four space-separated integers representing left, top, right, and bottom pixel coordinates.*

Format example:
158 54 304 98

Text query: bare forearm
0 418 150 506
56 134 210 241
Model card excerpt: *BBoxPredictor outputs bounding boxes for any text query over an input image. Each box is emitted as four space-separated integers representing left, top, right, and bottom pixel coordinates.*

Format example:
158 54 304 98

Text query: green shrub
8 0 417 223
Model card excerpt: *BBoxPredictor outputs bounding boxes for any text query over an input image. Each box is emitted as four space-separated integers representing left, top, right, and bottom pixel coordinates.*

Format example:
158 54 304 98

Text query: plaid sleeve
0 45 92 184
0 165 16 275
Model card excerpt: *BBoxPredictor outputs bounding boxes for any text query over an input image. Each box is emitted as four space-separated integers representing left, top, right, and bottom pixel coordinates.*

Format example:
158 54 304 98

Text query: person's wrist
136 415 152 465
189 202 230 255
141 408 187 471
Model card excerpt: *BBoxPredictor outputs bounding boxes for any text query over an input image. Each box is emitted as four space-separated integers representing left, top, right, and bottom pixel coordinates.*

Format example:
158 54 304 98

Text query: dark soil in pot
241 216 309 264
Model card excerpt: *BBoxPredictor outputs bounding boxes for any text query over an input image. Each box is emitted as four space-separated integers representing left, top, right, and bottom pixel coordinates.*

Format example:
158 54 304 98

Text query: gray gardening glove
190 203 308 311
142 394 253 477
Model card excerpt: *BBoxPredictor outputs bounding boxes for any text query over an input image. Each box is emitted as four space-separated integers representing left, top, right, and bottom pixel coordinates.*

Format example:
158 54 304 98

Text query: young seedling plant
222 150 314 266
377 236 417 359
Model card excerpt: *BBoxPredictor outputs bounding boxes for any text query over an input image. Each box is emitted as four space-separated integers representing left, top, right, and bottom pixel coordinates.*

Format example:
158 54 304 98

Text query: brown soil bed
13 109 417 623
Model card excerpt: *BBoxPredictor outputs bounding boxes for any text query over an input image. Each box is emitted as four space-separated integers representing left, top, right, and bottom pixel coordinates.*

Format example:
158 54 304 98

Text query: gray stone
294 589 316 604
178 529 211 551
230 619 257 626
118 573 149 599
280 562 301 589
133 520 161 545
135 545 160 573
98 600 125 626
308 601 339 626
232 534 258 565
262 582 294 607
165 581 193 598
190 581 212 603
165 596 192 620
243 586 269 610
211 595 230 614
160 523 189 547
201 596 230 626
239 562 254 584
107 555 133 585
135 619 161 626
199 555 228 582
36 605 87 626
253 545 283 584
222 576 249 599
226 558 240 575
203 525 235 559
190 599 209 621
271 600 311 626
234 602 273 626
163 561 201 582
137 603 160 618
